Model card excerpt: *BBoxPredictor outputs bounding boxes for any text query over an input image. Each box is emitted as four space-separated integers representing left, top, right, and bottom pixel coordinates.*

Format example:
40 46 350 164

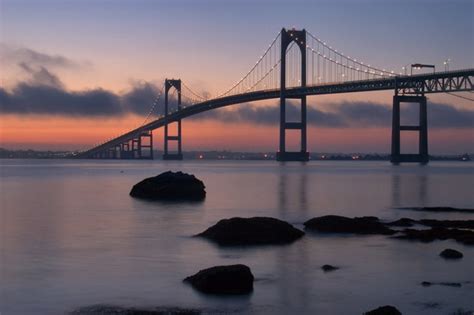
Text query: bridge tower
391 86 428 164
277 28 309 162
163 79 183 160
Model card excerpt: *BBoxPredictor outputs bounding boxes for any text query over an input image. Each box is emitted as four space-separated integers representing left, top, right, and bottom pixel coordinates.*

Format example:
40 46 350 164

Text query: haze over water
1 159 473 314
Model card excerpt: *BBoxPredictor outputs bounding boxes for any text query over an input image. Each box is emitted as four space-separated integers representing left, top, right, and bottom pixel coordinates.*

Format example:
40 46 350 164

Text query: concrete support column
419 97 428 163
391 95 401 163
276 28 309 162
163 79 183 160
391 94 429 164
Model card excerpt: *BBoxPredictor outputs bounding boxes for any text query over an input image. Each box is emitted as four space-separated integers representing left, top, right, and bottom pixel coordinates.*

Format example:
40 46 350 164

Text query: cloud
331 101 474 128
0 44 80 69
0 50 472 128
191 101 474 129
1 78 473 129
192 102 345 127
424 102 474 128
0 83 122 116
122 81 162 115
18 62 65 88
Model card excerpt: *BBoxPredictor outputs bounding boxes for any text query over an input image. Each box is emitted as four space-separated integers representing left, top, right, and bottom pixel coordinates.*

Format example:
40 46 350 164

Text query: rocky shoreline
122 172 473 314
70 305 202 315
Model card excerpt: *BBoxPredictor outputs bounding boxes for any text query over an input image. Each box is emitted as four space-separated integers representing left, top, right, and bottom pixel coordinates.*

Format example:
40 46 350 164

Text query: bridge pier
391 94 428 164
140 131 154 159
113 131 154 159
120 142 133 159
163 79 183 160
277 28 309 162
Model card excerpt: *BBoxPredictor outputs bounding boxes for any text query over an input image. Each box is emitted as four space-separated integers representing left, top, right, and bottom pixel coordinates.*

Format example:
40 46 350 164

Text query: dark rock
419 219 474 229
440 248 464 259
304 215 396 235
183 264 254 295
321 264 339 272
416 302 441 310
398 207 474 213
395 227 474 245
450 308 474 315
364 305 402 315
130 171 205 201
197 217 304 246
442 282 463 287
386 218 416 227
70 304 201 314
421 281 462 287
385 218 474 229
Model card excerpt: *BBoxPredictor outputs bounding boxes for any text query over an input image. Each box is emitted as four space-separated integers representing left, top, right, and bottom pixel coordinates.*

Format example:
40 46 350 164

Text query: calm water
1 159 473 315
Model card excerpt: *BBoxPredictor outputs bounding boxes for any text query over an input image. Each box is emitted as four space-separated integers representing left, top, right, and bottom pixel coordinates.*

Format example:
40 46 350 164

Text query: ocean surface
1 159 473 315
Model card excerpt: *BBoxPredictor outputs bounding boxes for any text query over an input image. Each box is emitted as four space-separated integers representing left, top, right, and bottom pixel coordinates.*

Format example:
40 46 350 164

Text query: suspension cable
446 92 474 102
181 81 207 101
306 31 396 77
216 31 282 98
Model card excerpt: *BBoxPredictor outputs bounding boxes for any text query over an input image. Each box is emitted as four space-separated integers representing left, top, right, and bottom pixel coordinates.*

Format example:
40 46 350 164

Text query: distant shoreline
0 148 471 161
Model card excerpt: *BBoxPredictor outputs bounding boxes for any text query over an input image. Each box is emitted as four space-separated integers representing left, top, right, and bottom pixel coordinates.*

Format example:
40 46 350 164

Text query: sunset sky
1 0 473 153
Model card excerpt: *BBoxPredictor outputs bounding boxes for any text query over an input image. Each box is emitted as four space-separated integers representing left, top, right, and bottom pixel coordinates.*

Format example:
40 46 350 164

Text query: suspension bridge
77 28 473 163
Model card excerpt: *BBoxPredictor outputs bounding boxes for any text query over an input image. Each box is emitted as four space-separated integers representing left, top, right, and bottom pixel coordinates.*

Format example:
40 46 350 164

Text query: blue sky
2 0 472 92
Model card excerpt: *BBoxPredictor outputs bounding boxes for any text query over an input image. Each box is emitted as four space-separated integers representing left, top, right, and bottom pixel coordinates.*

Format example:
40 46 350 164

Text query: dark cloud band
1 81 473 129
1 45 472 129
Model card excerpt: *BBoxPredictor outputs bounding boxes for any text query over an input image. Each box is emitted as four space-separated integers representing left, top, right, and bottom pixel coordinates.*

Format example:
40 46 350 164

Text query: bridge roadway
79 68 473 158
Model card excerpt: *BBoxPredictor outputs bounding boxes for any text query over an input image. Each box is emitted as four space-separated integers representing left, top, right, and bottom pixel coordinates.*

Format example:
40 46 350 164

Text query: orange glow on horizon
1 114 472 154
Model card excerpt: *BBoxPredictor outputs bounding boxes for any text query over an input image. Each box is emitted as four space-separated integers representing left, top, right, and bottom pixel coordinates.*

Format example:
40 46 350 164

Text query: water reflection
277 165 308 215
276 165 310 312
391 167 428 208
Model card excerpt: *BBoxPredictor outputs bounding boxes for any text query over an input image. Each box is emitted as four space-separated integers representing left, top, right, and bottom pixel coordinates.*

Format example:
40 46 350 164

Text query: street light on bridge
443 58 451 71
401 64 411 75
411 63 436 75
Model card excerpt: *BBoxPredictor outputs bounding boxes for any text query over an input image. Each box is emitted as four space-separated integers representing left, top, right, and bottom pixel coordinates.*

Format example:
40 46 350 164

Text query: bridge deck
78 69 473 158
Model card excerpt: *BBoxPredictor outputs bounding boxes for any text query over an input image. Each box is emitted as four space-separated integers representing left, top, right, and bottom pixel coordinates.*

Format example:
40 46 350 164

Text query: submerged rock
130 171 205 201
321 264 339 272
364 305 402 315
395 227 474 245
421 281 462 287
183 264 254 295
197 217 304 246
449 308 474 315
386 218 474 230
386 218 416 227
419 219 474 229
304 215 395 235
440 248 464 259
397 207 474 213
70 304 201 314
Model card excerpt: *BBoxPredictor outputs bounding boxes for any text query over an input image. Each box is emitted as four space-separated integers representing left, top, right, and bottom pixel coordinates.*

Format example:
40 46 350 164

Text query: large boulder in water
183 264 254 295
130 171 205 201
439 248 463 259
304 215 395 235
197 217 304 246
321 264 339 272
364 305 402 315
